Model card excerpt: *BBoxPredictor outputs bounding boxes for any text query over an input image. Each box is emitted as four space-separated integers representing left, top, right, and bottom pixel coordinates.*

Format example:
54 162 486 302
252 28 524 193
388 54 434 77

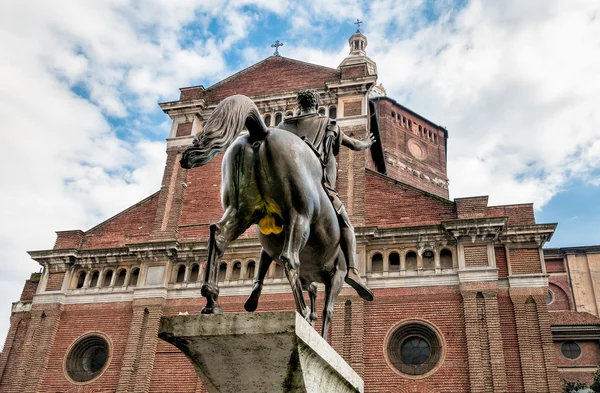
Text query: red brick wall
497 290 525 393
545 258 566 273
362 286 470 393
341 64 367 79
19 273 41 300
205 57 339 101
54 230 84 250
364 171 456 228
464 246 489 268
509 248 543 274
39 303 133 392
176 122 193 137
82 192 159 249
344 101 362 116
554 340 600 367
456 197 488 219
487 204 535 225
496 247 509 278
180 87 204 101
44 272 64 292
548 279 572 311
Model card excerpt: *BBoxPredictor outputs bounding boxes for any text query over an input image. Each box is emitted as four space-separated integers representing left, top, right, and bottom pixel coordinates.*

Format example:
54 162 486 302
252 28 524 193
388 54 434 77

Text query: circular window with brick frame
561 341 581 360
384 320 444 378
65 333 111 384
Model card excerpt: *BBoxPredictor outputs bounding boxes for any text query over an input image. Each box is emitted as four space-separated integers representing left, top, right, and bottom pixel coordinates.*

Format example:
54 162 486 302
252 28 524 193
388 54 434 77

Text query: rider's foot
345 268 374 301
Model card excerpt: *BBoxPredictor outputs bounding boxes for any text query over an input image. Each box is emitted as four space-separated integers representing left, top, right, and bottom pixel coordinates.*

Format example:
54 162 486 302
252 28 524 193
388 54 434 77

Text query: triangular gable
364 169 456 228
81 191 160 250
205 56 340 101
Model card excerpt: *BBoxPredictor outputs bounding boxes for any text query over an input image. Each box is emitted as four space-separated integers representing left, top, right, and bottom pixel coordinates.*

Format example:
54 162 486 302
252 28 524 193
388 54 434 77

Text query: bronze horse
180 95 349 339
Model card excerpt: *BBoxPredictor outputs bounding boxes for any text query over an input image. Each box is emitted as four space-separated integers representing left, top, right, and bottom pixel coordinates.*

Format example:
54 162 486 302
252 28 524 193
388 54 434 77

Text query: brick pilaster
150 149 188 241
462 289 508 393
510 289 561 393
9 305 61 393
116 300 165 393
0 313 30 389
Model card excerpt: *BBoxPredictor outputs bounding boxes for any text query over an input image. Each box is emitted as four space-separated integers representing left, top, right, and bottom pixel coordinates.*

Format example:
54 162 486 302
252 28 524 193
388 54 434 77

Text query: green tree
590 368 600 393
563 379 588 393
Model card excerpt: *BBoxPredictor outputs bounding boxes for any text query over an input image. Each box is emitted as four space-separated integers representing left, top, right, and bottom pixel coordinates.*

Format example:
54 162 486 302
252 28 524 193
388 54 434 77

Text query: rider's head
296 89 320 113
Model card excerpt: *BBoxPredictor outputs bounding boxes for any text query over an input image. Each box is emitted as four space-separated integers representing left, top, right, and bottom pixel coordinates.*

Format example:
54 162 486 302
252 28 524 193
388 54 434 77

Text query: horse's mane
190 95 268 166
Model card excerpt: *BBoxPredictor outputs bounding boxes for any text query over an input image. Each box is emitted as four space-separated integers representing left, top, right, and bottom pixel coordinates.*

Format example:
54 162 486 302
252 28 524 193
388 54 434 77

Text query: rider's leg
338 205 374 301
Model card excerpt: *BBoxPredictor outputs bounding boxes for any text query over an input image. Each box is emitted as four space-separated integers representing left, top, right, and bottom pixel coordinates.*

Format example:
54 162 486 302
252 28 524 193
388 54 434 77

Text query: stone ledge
158 311 364 393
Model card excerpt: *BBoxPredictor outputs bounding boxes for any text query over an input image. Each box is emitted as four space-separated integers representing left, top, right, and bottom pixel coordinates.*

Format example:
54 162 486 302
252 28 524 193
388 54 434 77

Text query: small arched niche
405 252 417 271
440 249 453 269
371 253 383 273
389 252 400 271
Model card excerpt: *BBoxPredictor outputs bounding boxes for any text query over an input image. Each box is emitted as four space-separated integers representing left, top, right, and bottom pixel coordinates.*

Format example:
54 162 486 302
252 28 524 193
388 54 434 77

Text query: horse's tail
180 95 268 168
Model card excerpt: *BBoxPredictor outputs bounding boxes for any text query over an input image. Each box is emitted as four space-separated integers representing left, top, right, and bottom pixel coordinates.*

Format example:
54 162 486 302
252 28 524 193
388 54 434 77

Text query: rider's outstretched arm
341 132 376 151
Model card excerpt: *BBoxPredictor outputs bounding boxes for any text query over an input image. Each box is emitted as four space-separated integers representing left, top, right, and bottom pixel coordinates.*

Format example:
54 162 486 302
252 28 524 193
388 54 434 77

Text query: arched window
102 270 113 287
264 114 271 127
389 252 400 271
329 107 337 119
275 113 282 125
76 271 86 289
190 264 199 282
391 111 396 120
408 120 412 130
434 133 438 144
285 111 293 117
274 262 284 278
115 269 127 286
423 250 435 270
440 249 453 269
231 262 242 280
246 261 256 279
218 263 227 282
318 107 326 116
406 252 417 270
428 130 432 139
402 116 406 125
90 271 100 288
371 253 383 273
176 265 186 283
418 125 422 136
129 268 139 287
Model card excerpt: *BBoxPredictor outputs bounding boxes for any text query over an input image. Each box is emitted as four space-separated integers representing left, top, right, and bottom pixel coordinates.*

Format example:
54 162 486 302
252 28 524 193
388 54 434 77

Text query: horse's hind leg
306 281 318 327
202 207 246 314
244 249 272 312
321 269 345 341
280 214 311 320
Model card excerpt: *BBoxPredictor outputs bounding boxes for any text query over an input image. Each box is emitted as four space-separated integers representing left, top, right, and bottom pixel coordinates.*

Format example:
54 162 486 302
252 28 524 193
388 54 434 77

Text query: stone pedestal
158 311 364 393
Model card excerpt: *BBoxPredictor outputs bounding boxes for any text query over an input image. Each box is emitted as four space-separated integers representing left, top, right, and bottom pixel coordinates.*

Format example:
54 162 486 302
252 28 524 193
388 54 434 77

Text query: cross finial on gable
271 40 284 56
354 19 363 32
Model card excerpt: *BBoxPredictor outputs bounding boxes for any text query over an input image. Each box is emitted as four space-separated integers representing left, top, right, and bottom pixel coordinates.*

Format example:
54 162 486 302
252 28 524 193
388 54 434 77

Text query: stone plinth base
158 311 364 393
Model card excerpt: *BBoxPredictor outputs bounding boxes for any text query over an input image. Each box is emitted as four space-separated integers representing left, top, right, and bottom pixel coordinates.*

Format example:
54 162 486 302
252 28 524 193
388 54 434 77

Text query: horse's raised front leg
321 267 345 341
244 249 272 312
202 207 245 314
280 214 311 320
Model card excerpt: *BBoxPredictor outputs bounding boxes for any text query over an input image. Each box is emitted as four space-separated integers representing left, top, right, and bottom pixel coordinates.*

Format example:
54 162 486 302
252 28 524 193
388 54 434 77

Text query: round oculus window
407 139 427 161
65 334 110 383
387 322 443 376
561 341 581 360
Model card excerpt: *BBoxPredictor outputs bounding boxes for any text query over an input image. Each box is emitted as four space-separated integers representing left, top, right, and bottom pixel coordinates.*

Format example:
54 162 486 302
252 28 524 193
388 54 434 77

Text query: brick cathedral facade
1 31 599 393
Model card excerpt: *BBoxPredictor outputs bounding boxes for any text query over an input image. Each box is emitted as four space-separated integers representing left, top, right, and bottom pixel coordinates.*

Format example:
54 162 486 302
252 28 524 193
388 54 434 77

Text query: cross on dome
354 19 363 33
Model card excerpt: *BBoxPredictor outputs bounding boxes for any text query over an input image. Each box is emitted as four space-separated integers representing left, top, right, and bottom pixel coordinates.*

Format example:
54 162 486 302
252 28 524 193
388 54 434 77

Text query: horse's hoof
201 305 223 314
244 296 258 312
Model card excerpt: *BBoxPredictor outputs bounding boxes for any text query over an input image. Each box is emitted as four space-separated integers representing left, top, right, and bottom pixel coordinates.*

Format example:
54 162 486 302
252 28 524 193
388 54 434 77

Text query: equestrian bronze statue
180 90 374 339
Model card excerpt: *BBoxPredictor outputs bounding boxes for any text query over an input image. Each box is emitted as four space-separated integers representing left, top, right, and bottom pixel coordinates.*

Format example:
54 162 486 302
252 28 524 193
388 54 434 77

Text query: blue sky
0 0 599 344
